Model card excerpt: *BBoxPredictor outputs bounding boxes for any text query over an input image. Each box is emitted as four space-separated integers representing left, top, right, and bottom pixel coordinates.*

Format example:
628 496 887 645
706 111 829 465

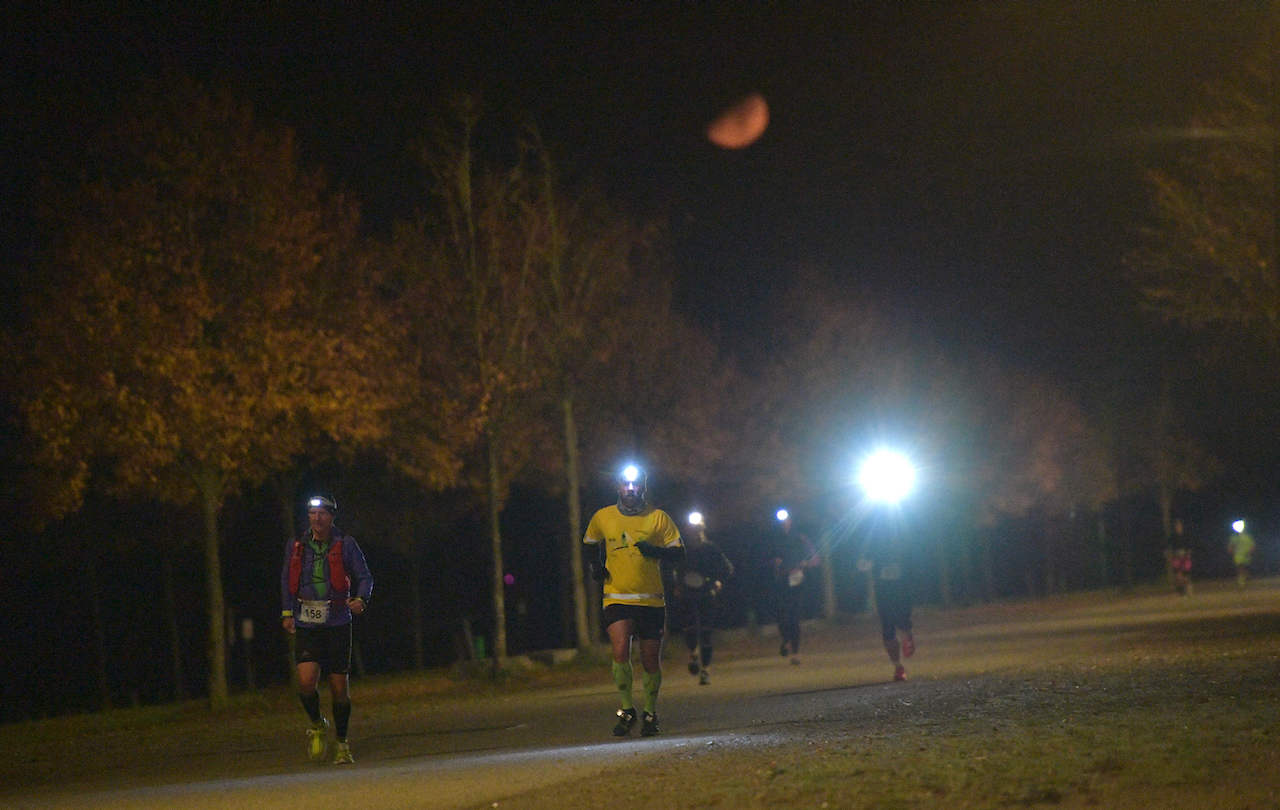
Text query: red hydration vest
288 535 350 601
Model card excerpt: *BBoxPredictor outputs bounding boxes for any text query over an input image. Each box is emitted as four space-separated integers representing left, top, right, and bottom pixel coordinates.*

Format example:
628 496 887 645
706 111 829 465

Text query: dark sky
4 2 1276 509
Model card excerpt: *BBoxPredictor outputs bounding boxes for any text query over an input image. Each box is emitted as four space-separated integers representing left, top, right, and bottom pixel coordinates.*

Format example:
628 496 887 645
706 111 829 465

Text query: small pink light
504 573 515 586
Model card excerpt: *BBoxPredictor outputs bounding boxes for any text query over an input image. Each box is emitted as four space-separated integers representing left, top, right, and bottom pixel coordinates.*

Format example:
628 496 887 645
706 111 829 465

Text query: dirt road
6 579 1278 809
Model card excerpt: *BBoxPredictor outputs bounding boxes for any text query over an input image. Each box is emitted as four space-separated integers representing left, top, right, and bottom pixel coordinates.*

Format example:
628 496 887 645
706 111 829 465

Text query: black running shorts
602 604 666 640
295 623 353 675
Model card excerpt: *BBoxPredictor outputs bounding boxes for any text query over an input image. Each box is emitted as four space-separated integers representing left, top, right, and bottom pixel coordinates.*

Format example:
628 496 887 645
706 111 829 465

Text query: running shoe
893 665 907 682
901 635 915 658
613 707 637 737
306 717 330 762
640 711 659 737
790 655 801 665
779 643 789 657
688 657 700 676
332 741 354 765
699 667 710 685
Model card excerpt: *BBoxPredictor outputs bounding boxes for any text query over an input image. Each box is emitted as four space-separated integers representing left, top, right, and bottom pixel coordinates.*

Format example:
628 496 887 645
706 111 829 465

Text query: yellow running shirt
584 504 682 608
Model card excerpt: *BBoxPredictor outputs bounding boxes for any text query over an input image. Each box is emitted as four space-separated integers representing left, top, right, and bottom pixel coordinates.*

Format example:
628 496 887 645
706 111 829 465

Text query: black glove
591 561 610 582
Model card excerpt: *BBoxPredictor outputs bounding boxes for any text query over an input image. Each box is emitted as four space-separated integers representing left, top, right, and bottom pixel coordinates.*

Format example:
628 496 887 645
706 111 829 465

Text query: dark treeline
0 71 1267 723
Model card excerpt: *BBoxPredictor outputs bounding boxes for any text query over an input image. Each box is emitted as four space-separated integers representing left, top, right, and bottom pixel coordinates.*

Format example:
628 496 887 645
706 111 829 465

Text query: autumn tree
738 272 1118 605
736 272 923 615
522 141 659 650
411 99 549 667
976 376 1117 595
575 275 738 492
11 77 407 707
1125 48 1279 348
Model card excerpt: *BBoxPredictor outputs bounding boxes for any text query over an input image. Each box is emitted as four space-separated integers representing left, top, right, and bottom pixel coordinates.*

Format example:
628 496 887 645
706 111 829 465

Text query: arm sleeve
801 536 821 568
640 542 685 563
346 538 374 604
583 511 603 545
718 549 735 580
280 538 296 617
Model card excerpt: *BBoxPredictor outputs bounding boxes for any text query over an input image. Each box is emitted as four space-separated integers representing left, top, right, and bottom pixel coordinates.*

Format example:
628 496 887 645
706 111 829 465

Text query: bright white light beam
858 450 916 504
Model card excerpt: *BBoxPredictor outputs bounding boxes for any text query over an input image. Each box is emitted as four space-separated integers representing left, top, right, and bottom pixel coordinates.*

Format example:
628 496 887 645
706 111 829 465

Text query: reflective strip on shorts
608 592 663 601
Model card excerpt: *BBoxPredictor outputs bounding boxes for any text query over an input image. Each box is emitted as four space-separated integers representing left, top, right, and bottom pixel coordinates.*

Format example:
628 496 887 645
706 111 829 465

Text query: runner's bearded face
618 481 645 510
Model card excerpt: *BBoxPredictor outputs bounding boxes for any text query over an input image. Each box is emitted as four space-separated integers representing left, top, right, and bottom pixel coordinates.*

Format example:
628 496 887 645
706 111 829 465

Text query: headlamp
308 495 337 512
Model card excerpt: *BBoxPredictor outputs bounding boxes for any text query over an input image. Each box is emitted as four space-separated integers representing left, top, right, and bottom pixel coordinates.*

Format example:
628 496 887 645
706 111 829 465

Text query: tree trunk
1119 493 1135 591
161 544 185 701
486 435 508 668
84 546 112 711
1097 512 1110 587
410 555 426 669
820 549 837 619
278 482 300 690
980 529 996 602
959 532 977 606
1043 515 1059 595
1159 482 1174 548
197 471 229 708
562 393 592 649
934 535 954 606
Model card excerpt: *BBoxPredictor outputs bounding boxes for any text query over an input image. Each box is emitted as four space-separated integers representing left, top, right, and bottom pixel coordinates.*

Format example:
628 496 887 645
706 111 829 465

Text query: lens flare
858 450 916 504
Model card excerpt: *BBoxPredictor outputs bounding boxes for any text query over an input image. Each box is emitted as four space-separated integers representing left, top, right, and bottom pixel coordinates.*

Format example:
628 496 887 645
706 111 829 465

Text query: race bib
788 569 805 587
299 600 330 624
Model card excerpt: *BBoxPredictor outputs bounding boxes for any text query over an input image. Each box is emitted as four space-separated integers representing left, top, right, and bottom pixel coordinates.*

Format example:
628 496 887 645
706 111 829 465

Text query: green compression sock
642 669 662 714
612 661 634 710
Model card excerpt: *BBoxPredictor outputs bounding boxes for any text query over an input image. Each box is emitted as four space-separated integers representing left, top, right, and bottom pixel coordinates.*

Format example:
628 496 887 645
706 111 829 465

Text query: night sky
8 3 1274 493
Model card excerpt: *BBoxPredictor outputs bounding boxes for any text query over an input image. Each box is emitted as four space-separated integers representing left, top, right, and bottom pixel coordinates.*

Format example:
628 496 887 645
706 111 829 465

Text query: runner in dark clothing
858 522 914 682
665 512 735 684
771 510 819 665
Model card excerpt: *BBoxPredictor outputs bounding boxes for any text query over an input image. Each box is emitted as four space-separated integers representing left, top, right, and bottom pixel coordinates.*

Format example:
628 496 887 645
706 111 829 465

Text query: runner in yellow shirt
584 465 683 737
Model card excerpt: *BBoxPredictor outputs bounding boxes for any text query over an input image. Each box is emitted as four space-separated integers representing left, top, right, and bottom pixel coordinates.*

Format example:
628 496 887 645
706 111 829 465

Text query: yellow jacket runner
584 504 682 608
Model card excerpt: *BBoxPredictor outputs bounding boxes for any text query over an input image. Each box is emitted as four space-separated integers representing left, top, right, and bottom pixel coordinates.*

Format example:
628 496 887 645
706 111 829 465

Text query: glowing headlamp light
858 450 915 504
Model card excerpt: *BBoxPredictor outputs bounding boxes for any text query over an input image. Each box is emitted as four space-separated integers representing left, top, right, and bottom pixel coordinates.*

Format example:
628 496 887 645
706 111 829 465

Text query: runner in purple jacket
280 494 373 764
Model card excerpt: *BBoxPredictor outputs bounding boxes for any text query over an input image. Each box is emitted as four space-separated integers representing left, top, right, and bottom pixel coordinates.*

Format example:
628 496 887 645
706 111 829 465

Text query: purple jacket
280 529 374 627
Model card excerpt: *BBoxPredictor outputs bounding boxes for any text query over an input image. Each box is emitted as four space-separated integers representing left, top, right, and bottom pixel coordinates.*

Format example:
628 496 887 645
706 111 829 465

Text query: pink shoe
901 635 915 658
893 665 907 682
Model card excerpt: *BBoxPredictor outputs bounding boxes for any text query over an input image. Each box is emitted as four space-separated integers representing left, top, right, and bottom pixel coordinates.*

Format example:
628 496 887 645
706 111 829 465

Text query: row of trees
2 67 1247 711
2 78 741 707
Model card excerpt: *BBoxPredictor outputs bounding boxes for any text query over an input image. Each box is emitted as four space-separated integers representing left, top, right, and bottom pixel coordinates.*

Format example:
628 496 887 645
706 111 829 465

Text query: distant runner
665 511 734 684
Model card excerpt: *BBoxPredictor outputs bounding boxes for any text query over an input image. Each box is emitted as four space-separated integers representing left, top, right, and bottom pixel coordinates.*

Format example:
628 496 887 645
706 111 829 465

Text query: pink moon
706 93 769 149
